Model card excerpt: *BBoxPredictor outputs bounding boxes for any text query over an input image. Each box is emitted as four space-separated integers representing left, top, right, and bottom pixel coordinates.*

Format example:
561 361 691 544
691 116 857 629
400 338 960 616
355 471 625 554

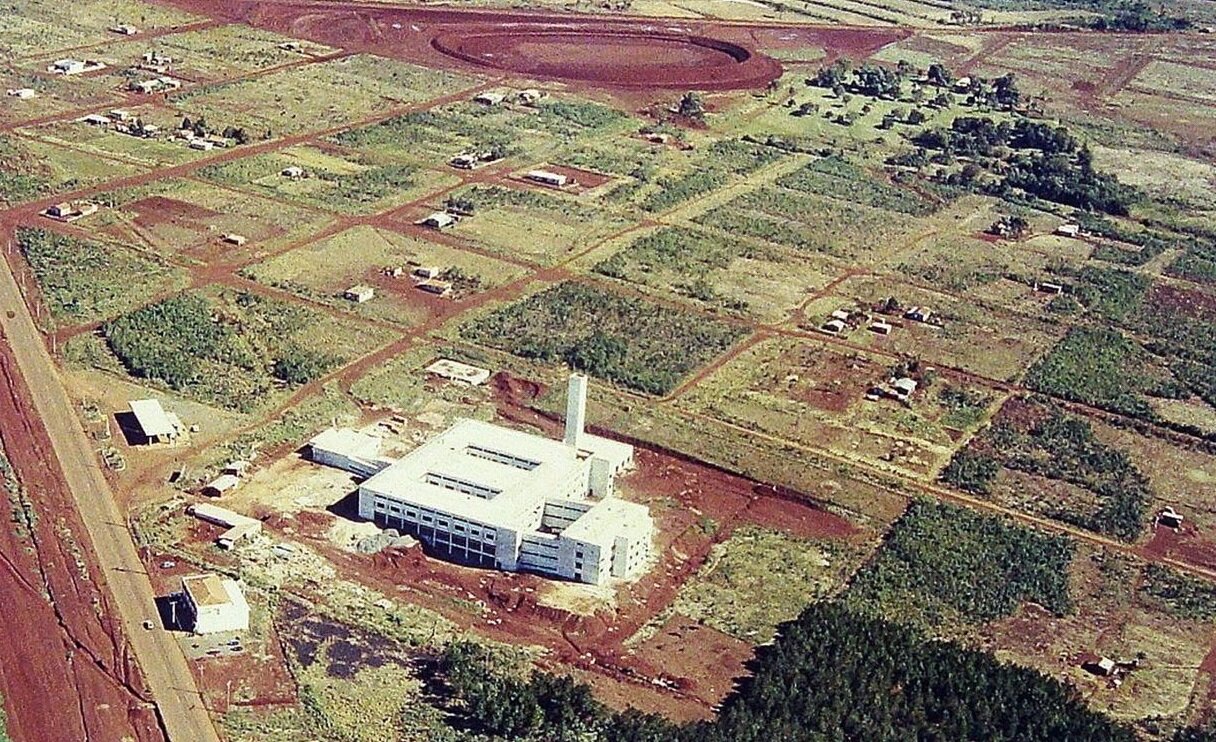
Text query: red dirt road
0 343 163 742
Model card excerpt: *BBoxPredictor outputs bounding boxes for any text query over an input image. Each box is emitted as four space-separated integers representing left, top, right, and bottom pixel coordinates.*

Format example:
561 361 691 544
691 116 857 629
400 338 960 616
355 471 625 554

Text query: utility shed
129 399 182 444
344 285 375 303
180 574 250 634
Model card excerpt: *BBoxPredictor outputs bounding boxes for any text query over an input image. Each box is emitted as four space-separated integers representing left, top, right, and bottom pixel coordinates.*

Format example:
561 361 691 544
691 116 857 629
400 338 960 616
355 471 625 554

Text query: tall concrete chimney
564 373 588 449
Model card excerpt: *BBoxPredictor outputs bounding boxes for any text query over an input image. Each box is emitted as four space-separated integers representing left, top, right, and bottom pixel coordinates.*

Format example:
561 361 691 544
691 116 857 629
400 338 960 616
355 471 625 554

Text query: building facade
352 374 652 585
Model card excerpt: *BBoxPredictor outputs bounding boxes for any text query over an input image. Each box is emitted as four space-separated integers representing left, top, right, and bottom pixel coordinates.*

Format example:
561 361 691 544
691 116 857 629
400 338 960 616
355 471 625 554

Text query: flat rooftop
130 398 176 438
362 418 591 529
563 497 652 548
182 574 231 608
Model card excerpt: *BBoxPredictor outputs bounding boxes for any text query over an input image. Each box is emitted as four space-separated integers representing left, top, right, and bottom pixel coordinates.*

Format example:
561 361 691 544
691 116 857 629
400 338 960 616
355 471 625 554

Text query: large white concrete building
353 374 652 585
179 574 250 634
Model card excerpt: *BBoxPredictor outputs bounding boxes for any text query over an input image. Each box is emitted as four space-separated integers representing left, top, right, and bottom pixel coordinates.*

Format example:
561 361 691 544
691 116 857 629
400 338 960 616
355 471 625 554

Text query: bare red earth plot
155 0 789 90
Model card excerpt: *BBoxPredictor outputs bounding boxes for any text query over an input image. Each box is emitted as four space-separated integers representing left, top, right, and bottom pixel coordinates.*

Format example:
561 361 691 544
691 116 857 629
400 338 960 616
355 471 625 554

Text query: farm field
242 224 529 326
5 0 1216 740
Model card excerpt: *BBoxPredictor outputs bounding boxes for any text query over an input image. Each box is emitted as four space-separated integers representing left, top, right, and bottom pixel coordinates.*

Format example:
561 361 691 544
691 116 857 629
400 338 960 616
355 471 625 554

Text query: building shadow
113 411 147 446
154 593 188 631
325 490 363 523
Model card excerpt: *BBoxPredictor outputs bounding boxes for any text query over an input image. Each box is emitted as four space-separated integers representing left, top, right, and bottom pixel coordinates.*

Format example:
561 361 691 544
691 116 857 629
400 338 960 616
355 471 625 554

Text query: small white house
891 377 918 399
822 319 846 334
180 574 250 635
421 212 456 230
129 399 183 444
450 153 478 169
109 24 140 35
221 233 247 246
473 91 505 106
189 139 215 152
344 285 375 303
280 166 305 179
6 88 36 99
202 474 241 497
525 170 569 187
1055 223 1080 238
869 319 893 335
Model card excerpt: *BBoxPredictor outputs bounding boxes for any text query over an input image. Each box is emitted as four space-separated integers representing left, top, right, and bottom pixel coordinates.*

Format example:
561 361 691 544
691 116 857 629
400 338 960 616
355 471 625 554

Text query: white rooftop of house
362 418 595 529
130 399 178 438
892 377 918 393
561 497 651 549
425 358 490 385
182 573 233 607
309 427 383 461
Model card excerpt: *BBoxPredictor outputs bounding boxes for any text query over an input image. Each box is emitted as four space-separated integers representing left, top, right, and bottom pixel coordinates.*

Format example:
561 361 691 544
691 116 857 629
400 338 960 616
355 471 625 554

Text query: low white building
525 169 569 187
473 91 505 106
187 503 262 548
308 428 391 479
129 399 183 444
421 212 456 230
344 285 375 303
180 574 250 634
351 374 650 585
425 358 491 386
6 88 36 99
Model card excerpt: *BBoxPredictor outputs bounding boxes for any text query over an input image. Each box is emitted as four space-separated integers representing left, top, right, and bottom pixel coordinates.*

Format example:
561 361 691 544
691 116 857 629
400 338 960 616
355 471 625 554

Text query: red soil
432 28 780 90
1149 283 1216 322
127 196 220 228
0 338 164 742
155 0 785 91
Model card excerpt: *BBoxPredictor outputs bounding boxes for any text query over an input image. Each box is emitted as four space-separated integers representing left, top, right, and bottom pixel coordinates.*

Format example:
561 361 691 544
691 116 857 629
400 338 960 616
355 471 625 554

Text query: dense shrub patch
461 282 746 395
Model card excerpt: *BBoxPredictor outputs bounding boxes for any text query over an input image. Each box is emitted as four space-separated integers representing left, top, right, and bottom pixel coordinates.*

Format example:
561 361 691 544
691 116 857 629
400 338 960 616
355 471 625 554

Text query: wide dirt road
0 244 220 742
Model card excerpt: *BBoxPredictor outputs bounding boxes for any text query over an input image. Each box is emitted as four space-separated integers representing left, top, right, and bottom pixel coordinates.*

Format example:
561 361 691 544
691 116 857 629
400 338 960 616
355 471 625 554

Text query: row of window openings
374 501 495 542
425 472 501 501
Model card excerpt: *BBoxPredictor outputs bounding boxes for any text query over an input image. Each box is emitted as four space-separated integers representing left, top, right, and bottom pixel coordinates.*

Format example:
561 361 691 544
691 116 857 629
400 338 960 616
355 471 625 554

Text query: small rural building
891 377 918 400
222 460 251 477
180 574 250 634
6 88 36 99
221 233 247 246
1159 507 1184 529
525 170 569 187
1083 657 1117 677
44 200 99 222
869 319 893 335
49 59 86 74
830 308 851 322
202 474 240 497
129 399 183 444
186 503 262 548
1055 223 1080 238
421 212 456 230
905 307 932 323
189 139 215 151
473 91 505 106
952 76 972 91
822 319 846 334
413 266 441 280
517 89 545 104
1038 282 1064 294
450 153 478 169
109 24 139 35
81 113 111 126
308 428 390 478
425 358 491 386
278 41 303 52
417 279 452 297
280 166 305 179
344 285 375 303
